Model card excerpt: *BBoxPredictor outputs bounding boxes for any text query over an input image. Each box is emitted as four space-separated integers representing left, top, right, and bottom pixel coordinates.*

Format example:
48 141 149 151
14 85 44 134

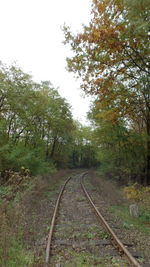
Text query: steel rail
45 176 72 265
81 174 141 267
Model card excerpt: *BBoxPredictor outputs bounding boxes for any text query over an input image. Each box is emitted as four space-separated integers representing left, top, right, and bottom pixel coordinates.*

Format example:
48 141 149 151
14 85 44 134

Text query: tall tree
0 62 75 176
63 0 150 184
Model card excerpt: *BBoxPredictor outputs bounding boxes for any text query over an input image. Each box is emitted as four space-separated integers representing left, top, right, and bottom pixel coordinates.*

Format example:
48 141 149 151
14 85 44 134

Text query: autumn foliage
64 0 150 184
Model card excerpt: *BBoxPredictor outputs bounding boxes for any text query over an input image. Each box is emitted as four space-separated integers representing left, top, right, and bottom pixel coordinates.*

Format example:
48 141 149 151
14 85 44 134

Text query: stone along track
45 173 141 267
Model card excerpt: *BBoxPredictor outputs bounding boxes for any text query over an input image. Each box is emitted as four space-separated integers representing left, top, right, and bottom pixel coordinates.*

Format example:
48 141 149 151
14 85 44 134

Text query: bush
0 143 56 176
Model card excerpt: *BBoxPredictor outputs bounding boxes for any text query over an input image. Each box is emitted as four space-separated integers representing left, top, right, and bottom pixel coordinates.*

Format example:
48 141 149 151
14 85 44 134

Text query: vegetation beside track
0 169 75 267
0 173 34 266
90 171 150 235
111 183 150 235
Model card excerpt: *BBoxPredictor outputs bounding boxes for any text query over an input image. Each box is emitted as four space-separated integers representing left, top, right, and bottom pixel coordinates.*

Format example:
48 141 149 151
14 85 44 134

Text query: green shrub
0 143 56 176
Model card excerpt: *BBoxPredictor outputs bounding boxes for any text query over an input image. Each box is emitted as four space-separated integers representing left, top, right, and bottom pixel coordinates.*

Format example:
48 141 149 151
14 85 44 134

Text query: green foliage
0 62 75 177
68 122 99 168
6 144 55 175
93 119 146 180
0 61 100 178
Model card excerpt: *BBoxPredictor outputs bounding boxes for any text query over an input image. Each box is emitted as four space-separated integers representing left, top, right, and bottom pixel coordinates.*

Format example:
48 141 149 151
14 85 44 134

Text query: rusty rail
45 176 71 265
80 173 141 267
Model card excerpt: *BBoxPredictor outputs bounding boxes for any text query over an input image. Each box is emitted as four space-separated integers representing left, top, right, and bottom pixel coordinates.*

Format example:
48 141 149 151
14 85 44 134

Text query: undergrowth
111 205 150 235
0 172 38 266
0 169 73 266
123 183 150 210
0 210 34 267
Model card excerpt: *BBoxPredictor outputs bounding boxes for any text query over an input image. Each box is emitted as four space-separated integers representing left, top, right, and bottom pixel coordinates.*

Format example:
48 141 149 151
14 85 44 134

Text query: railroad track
45 173 141 267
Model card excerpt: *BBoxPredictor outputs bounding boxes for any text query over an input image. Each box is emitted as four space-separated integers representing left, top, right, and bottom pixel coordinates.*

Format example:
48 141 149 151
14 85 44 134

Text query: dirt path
50 173 129 267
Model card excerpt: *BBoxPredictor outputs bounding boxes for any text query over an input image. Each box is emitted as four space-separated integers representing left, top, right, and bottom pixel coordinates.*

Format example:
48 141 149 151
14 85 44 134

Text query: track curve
45 176 72 265
45 172 142 266
81 173 141 267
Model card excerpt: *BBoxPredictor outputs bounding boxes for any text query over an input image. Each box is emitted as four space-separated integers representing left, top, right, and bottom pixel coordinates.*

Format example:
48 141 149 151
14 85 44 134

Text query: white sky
0 0 92 124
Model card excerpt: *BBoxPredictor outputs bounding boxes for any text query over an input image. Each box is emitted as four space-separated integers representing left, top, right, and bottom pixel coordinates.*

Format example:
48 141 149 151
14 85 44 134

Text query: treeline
64 0 150 185
0 62 98 180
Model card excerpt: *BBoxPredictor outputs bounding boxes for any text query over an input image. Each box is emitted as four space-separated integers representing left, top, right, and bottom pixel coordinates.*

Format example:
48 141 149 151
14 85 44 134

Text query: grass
76 196 85 202
0 207 34 267
0 239 34 267
111 205 150 235
0 186 12 198
99 231 108 240
83 229 108 240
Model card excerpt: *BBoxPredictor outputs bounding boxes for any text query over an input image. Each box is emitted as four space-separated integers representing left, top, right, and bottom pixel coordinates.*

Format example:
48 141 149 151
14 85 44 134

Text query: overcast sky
0 0 92 124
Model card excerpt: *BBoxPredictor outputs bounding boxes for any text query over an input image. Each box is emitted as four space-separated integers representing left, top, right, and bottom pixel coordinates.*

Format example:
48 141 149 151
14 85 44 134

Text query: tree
0 62 75 177
63 0 150 184
68 121 99 168
88 103 146 182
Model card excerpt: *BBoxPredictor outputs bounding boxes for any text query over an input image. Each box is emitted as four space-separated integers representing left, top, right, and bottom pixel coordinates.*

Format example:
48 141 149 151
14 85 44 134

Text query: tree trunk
146 114 150 185
146 139 150 185
50 136 58 159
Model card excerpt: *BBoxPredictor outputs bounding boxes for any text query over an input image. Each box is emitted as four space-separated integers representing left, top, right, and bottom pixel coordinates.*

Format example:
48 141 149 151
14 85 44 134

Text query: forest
0 62 98 181
0 0 150 186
